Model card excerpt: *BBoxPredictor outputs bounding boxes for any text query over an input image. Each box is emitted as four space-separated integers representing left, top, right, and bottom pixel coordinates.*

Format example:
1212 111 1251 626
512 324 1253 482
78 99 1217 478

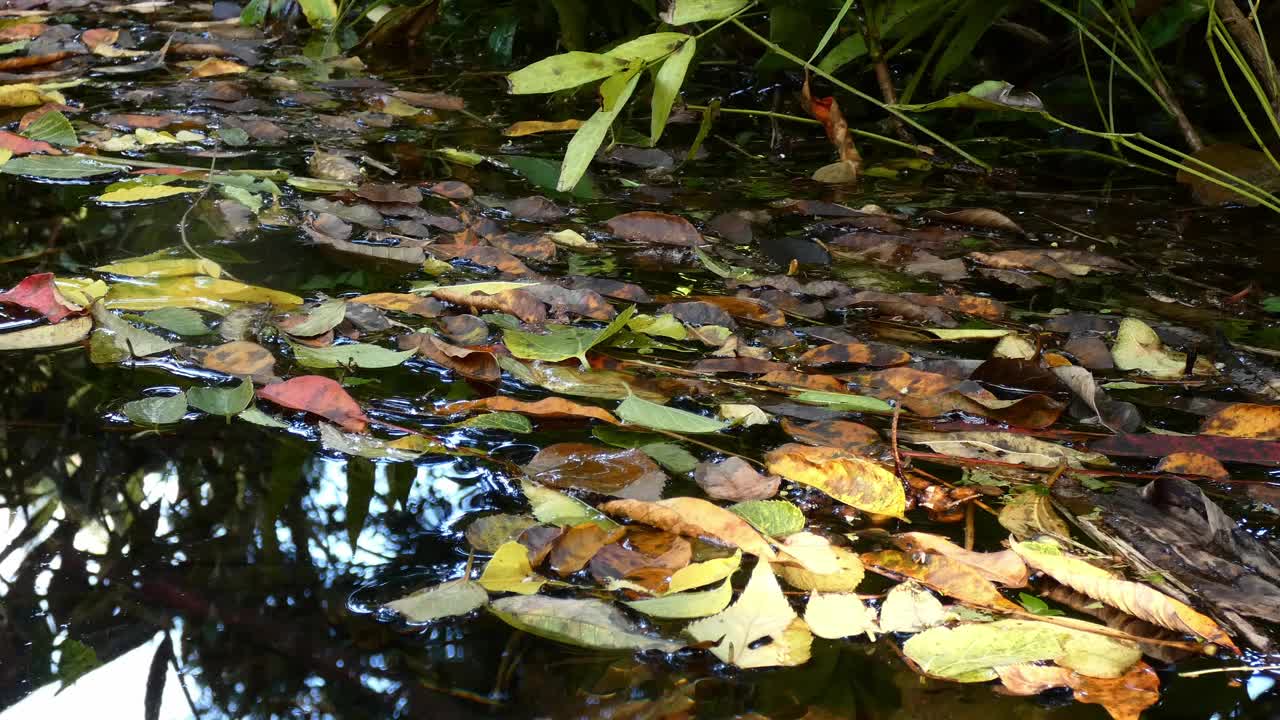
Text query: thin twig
1179 664 1280 678
177 159 238 281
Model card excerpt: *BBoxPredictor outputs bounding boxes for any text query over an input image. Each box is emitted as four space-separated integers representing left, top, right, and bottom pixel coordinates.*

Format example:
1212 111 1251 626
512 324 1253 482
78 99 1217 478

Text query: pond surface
2 3 1280 719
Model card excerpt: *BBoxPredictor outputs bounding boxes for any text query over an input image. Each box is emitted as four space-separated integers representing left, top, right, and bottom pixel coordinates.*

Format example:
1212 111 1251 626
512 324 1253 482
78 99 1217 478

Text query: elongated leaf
508 52 631 94
292 342 414 369
650 37 695 144
0 154 118 179
97 185 201 203
0 315 91 350
105 276 303 314
792 390 893 413
385 579 488 622
862 549 1019 611
601 496 776 560
660 0 749 25
297 0 338 27
90 302 178 361
140 307 210 335
452 412 533 433
187 379 254 417
490 595 682 651
765 444 906 518
557 72 641 192
520 479 619 531
624 578 732 618
667 550 742 594
894 80 1044 113
617 395 727 434
96 256 223 279
503 305 635 367
607 32 691 62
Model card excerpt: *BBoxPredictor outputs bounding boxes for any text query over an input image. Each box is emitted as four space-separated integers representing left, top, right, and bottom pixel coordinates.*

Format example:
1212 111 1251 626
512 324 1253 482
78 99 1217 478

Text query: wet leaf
605 211 701 246
804 591 876 639
894 532 1028 587
489 595 681 651
925 208 1025 235
503 119 584 136
503 305 635 368
774 544 865 593
903 618 1140 682
293 342 414 369
899 431 1109 468
187 379 254 417
558 72 640 192
1201 403 1280 440
667 551 742 594
862 549 1019 611
694 457 780 502
520 479 620 531
1000 490 1073 540
996 662 1160 720
452 412 532 433
384 578 488 623
0 272 83 322
22 110 75 146
624 578 733 619
894 80 1044 113
90 302 178 360
124 391 188 426
798 342 910 368
0 315 91 350
685 560 812 668
96 184 201 203
104 276 303 314
790 390 893 413
478 541 548 595
765 444 906 518
193 341 276 382
526 442 667 501
729 500 805 537
1155 452 1229 480
96 255 223 279
507 52 632 94
140 307 209 336
1010 540 1236 650
1112 317 1213 378
1089 432 1280 466
276 299 346 337
650 37 695 144
602 497 777 560
617 395 728 434
443 396 619 425
257 376 368 432
877 581 945 633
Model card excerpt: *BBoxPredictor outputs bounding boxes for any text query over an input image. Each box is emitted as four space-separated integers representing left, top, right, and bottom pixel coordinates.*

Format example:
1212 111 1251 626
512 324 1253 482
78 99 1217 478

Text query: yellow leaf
478 541 547 595
53 277 108 307
862 549 1020 612
0 83 65 108
623 578 733 619
1010 540 1237 651
685 561 812 668
764 443 906 518
104 276 303 314
804 591 876 639
187 57 250 78
134 128 181 145
666 550 741 594
95 257 223 278
96 185 201 203
1111 317 1213 378
877 581 945 633
600 496 777 560
503 119 586 136
774 544 864 592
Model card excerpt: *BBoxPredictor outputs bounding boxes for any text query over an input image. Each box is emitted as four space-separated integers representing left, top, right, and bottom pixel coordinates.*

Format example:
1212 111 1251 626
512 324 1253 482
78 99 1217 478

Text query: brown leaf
861 549 1020 611
547 522 627 576
679 295 785 326
801 75 861 183
781 418 880 448
605 211 701 246
0 51 75 72
764 444 906 518
906 293 1008 320
798 342 910 368
588 531 692 591
1000 490 1073 541
893 532 1028 587
430 286 546 324
192 340 276 383
1176 143 1280 206
188 57 249 78
399 333 499 382
997 662 1160 720
354 183 422 204
440 396 619 424
1090 433 1280 467
693 357 790 375
969 249 1133 278
600 497 777 560
1155 452 1229 480
925 208 1025 235
428 244 533 276
758 370 848 392
694 457 780 502
1200 403 1280 440
350 292 442 318
393 90 465 111
257 376 368 433
426 180 473 200
526 443 667 501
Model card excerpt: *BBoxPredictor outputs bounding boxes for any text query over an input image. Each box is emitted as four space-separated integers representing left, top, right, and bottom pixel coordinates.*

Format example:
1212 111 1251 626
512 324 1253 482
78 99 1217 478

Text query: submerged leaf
385 579 488 622
489 595 681 651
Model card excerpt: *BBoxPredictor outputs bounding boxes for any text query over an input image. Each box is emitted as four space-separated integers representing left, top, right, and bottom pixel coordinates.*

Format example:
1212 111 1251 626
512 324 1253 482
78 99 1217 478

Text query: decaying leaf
804 591 876 639
685 560 813 668
694 457 780 502
602 497 777 560
893 532 1028 587
862 549 1019 612
899 431 1109 468
489 595 681 651
1111 317 1213 378
877 581 945 634
997 662 1160 720
765 444 906 518
384 578 488 622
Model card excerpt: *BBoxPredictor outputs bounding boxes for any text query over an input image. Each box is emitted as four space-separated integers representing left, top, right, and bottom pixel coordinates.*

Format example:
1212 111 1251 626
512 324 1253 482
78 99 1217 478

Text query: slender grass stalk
684 104 928 152
808 0 855 65
729 17 988 168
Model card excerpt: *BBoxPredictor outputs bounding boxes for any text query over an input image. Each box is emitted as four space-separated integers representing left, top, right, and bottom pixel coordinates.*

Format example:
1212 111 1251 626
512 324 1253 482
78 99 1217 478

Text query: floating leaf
104 276 303 314
96 184 201 203
601 497 776 560
452 412 533 433
730 500 805 537
257 376 368 432
526 442 667 501
520 479 620 531
503 119 584 136
666 550 742 594
0 315 91 350
791 390 893 413
899 431 1109 469
877 581 945 633
999 490 1073 540
503 305 635 367
123 392 188 426
617 395 727 434
804 591 876 640
384 578 488 623
862 549 1019 611
140 307 209 335
685 560 812 668
774 544 865 593
765 444 906 518
894 80 1044 113
276 299 346 337
894 532 1028 587
1111 317 1213 378
21 110 75 146
489 595 681 651
443 396 619 425
293 342 414 369
95 256 223 279
90 302 179 360
187 379 254 417
694 457 779 502
0 272 82 322
996 662 1160 720
478 541 548 595
624 578 733 619
1201 403 1280 441
466 514 540 552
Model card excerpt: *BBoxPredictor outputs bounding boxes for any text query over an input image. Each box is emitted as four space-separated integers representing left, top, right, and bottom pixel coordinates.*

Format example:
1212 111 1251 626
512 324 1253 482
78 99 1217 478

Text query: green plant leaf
520 479 619 530
22 111 76 146
659 0 749 25
731 499 806 537
279 299 347 336
503 305 635 368
384 578 488 622
607 32 691 62
556 72 641 192
240 0 268 25
96 185 201 203
507 51 632 94
792 390 893 413
894 80 1044 113
0 155 118 179
297 0 338 28
490 595 682 651
451 412 533 433
55 639 100 690
139 307 210 336
123 392 188 425
187 379 254 417
617 395 727 434
1264 296 1280 314
90 302 179 361
1017 592 1064 617
624 578 733 618
238 405 290 428
650 37 696 145
591 426 699 472
292 342 414 369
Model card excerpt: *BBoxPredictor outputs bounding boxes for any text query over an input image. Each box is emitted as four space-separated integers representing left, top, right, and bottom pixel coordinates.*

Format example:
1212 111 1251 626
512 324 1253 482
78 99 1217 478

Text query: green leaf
319 424 424 461
617 395 727 434
240 0 269 25
96 185 201 204
650 37 695 145
385 578 488 622
55 639 100 690
520 479 619 531
280 299 347 336
90 303 179 361
501 155 598 199
292 342 414 369
187 380 254 417
1017 592 1064 617
792 390 893 413
489 595 682 651
22 111 76 146
140 307 210 336
607 32 691 62
238 405 290 428
507 51 632 94
624 578 733 619
659 0 749 25
123 392 188 425
1264 296 1280 314
221 184 263 213
297 0 338 28
557 72 641 192
893 80 1044 113
0 154 118 179
452 412 533 433
592 426 698 473
503 305 635 368
930 2 1011 90
1141 0 1208 49
730 499 806 537
217 126 251 146
626 313 686 339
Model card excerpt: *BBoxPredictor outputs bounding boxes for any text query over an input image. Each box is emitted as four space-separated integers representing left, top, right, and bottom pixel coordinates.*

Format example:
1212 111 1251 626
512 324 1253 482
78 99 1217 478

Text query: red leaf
0 130 59 157
1091 433 1280 467
257 376 369 433
0 273 83 323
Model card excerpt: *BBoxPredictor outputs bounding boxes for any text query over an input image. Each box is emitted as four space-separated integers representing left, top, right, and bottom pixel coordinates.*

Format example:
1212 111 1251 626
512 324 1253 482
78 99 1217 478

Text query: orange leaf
893 532 1028 587
600 497 777 560
1201 403 1280 441
861 549 1020 611
440 396 619 425
257 376 368 433
997 661 1160 720
503 119 585 136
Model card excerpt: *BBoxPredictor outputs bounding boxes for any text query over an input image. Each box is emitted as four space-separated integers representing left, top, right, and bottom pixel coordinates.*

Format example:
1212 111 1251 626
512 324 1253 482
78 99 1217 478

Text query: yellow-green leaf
624 578 733 619
95 256 223 278
478 541 548 595
765 443 906 518
685 560 812 668
650 37 695 144
507 52 631 95
557 72 640 192
96 185 201 203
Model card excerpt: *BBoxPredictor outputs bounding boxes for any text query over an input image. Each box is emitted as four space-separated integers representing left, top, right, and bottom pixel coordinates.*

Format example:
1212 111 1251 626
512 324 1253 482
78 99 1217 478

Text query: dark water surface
3 5 1280 719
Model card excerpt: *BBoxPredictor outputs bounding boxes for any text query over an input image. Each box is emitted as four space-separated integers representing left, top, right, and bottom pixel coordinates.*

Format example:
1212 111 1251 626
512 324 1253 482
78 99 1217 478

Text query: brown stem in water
857 5 911 142
1215 0 1280 115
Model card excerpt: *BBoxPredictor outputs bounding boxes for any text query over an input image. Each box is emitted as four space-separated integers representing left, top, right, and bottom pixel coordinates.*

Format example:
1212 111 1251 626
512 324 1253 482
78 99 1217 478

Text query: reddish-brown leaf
605 211 701 246
798 342 911 368
440 396 619 424
399 333 499 382
782 418 880 448
430 286 546 324
257 376 369 433
1091 433 1280 467
694 457 781 502
997 662 1160 720
861 549 1020 611
0 273 82 323
0 131 59 157
525 442 666 500
547 522 627 576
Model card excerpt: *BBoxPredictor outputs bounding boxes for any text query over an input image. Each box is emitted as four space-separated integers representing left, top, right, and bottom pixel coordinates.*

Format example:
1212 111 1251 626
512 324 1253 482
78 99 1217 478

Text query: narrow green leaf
893 81 1044 113
659 0 749 25
617 395 727 434
650 37 696 145
452 412 533 433
792 390 893 413
607 32 691 62
238 405 290 428
0 155 118 179
140 307 210 336
187 380 254 417
292 342 414 369
507 52 631 94
557 73 641 192
22 111 76 146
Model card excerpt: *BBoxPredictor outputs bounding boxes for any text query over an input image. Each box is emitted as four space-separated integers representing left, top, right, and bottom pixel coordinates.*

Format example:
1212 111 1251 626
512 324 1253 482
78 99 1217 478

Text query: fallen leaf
192 341 275 382
384 578 488 622
526 442 667 501
489 595 681 651
804 591 877 639
293 342 414 369
685 560 812 668
605 211 701 246
774 544 864 592
802 75 861 183
441 396 619 425
503 119 585 136
893 532 1028 587
781 419 880 448
903 618 1141 681
1155 452 1229 480
624 579 734 619
1200 403 1280 440
547 522 627 576
503 305 634 368
730 500 805 537
1010 540 1236 651
694 457 780 502
899 430 1109 468
764 444 906 518
999 490 1073 541
1089 433 1280 467
257 376 369 432
400 333 499 382
466 514 540 552
617 395 727 434
478 541 548 595
1112 317 1213 378
925 208 1025 234
861 549 1019 611
877 581 945 633
601 497 777 560
90 303 178 361
0 315 91 350
124 391 188 426
798 342 910 368
187 57 249 77
997 661 1160 720
0 272 82 322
